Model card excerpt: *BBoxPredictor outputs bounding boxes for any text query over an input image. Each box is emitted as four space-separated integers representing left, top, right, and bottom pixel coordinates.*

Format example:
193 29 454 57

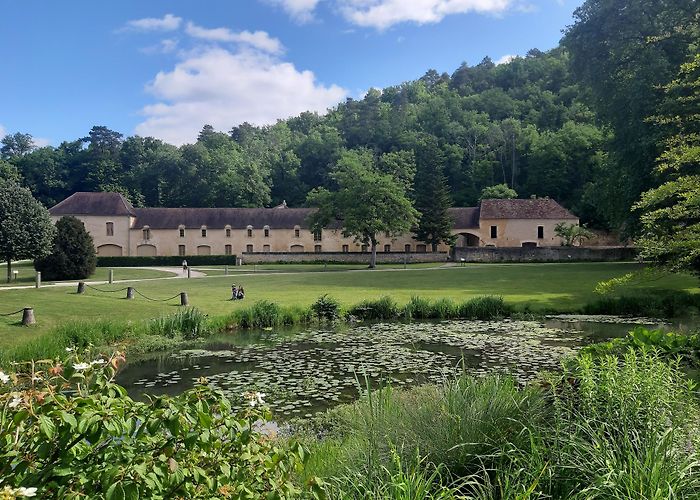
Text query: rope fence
78 282 189 306
0 308 26 317
85 284 129 293
0 307 36 325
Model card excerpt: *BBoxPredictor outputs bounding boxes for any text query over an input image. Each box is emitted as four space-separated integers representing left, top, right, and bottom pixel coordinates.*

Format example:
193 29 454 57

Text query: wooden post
109 269 114 284
35 272 41 289
187 267 191 279
403 255 407 270
22 307 35 326
180 292 189 306
126 287 134 299
77 282 86 294
224 265 229 276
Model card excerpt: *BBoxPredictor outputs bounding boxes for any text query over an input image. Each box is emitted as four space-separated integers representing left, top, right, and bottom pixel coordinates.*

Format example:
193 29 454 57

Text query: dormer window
178 225 185 238
106 222 114 236
264 225 270 238
201 226 207 238
142 226 151 240
294 225 300 238
313 229 322 242
225 225 231 238
247 225 253 238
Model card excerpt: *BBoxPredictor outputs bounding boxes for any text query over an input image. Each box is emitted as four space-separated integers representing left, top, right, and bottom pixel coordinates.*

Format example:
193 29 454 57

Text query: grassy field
0 262 696 349
0 262 176 287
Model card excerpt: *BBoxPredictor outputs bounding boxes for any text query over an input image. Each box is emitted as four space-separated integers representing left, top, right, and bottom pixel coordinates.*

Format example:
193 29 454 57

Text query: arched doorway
137 244 157 256
97 244 123 256
290 244 304 253
456 232 480 247
197 245 211 256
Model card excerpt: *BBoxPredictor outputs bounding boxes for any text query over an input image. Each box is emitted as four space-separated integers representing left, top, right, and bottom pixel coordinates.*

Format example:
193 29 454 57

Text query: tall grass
582 290 700 318
348 296 400 320
226 300 313 329
149 307 210 340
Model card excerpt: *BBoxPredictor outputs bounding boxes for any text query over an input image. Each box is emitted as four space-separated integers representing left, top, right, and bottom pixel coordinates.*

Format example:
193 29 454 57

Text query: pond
116 316 667 419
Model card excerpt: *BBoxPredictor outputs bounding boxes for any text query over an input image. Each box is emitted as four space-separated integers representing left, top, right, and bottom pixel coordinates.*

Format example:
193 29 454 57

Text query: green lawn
192 262 445 275
0 262 176 287
0 262 696 349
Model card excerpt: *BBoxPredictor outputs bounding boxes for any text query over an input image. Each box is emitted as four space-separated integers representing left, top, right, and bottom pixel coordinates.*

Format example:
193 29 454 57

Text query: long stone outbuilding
48 192 579 257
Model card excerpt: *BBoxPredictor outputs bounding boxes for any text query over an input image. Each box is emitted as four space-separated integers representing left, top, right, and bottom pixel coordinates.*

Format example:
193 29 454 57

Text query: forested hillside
1 0 697 236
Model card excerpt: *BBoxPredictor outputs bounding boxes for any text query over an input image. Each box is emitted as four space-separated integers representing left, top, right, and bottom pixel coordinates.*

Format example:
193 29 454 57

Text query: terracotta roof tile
479 198 577 220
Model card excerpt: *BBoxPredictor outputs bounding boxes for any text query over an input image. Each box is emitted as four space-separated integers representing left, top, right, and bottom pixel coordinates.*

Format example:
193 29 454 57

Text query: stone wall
241 251 449 264
452 246 638 263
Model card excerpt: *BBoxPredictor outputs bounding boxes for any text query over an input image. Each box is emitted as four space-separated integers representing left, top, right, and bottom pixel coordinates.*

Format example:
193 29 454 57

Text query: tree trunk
6 259 11 283
369 239 377 269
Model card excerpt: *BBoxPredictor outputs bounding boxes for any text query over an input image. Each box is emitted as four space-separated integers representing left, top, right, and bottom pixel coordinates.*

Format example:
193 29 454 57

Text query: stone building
48 192 579 257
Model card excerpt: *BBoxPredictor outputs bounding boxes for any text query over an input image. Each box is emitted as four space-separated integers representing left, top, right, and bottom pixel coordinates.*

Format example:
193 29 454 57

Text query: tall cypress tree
414 137 455 251
35 216 96 280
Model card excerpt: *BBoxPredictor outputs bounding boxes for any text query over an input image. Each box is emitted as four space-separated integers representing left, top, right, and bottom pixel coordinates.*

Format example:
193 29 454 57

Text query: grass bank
0 262 697 348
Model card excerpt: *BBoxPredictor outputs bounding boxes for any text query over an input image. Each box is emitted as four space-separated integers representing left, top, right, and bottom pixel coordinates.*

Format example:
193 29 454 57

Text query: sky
0 0 583 147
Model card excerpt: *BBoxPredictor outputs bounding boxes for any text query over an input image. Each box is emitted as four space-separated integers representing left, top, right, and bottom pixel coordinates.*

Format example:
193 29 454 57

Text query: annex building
49 192 579 257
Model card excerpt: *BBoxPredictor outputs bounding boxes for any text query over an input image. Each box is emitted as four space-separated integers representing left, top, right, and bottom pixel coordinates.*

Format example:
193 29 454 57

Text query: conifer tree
35 216 97 280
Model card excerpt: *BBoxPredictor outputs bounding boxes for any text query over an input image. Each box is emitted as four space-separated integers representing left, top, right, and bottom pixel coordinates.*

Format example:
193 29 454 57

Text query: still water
116 316 666 418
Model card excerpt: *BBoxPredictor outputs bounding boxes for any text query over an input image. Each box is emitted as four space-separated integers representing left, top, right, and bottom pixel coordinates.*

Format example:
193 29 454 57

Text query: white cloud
266 0 322 22
185 22 284 54
495 54 517 65
140 38 179 55
33 137 52 147
135 47 347 145
123 13 182 32
340 0 513 30
0 124 6 138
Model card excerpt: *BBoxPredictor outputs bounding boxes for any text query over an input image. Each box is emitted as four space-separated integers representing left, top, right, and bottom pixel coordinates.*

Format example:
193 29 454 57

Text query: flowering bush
0 349 322 499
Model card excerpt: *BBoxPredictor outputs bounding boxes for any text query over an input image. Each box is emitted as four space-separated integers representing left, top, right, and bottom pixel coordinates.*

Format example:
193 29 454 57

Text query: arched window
247 225 253 238
264 225 270 238
225 225 231 238
294 225 300 238
201 225 207 238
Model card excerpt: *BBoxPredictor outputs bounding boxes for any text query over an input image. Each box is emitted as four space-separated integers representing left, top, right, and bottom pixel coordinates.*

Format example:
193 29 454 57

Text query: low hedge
96 255 237 267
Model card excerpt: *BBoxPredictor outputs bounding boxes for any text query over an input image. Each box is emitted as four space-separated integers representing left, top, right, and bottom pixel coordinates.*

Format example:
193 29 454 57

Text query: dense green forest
1 0 697 236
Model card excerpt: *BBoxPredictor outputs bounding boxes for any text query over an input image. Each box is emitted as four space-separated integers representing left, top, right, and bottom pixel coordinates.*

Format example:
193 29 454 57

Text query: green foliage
227 300 313 329
583 290 700 318
311 294 341 323
307 149 418 268
554 221 594 246
479 183 517 201
34 216 97 281
348 296 400 320
457 295 512 319
96 254 237 267
149 307 210 341
0 179 55 282
0 350 320 498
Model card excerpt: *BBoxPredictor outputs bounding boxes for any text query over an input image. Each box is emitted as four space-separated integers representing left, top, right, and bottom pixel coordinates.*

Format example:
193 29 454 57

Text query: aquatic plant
149 307 210 340
311 294 342 323
348 296 400 320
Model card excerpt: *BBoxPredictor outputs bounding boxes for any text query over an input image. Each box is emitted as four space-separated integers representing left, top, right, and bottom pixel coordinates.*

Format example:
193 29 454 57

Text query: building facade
48 192 579 257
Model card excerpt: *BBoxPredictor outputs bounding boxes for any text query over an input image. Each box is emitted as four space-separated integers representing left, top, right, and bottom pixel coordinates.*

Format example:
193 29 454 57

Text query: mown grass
0 262 696 348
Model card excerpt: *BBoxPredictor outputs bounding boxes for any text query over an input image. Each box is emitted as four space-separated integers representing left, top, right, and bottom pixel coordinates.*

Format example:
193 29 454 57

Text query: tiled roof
479 198 577 220
133 207 335 230
446 207 480 229
49 192 135 216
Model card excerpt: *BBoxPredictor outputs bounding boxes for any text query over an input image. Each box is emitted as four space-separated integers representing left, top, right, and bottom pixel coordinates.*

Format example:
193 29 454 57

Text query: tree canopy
35 216 97 281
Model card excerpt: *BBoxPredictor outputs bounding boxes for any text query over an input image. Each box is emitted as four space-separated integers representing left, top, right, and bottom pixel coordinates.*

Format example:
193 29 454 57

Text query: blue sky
0 0 583 146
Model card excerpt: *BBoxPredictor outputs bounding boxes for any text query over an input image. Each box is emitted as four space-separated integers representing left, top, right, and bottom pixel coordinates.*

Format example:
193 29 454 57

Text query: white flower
72 363 90 371
0 371 10 384
31 376 41 382
16 487 38 497
65 347 74 353
255 392 266 405
9 396 22 409
90 359 106 366
242 391 266 408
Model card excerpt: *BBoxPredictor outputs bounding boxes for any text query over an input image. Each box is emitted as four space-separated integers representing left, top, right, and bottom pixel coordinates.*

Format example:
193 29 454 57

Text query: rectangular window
384 244 391 252
143 228 151 240
416 244 427 252
246 244 253 253
537 226 544 239
225 244 232 255
247 228 253 238
342 244 349 253
179 228 185 238
313 229 322 241
490 225 498 239
294 228 300 238
263 244 270 253
361 244 368 252
405 244 411 253
178 245 186 256
314 244 322 253
226 228 231 238
264 228 270 238
201 228 207 238
106 222 114 236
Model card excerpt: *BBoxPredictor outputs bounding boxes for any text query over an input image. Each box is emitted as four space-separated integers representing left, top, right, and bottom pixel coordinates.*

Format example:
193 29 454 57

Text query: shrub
403 296 434 320
311 294 342 322
227 300 313 330
0 351 321 498
582 290 700 318
457 296 511 319
96 254 237 267
348 296 399 320
34 216 97 280
149 307 210 340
